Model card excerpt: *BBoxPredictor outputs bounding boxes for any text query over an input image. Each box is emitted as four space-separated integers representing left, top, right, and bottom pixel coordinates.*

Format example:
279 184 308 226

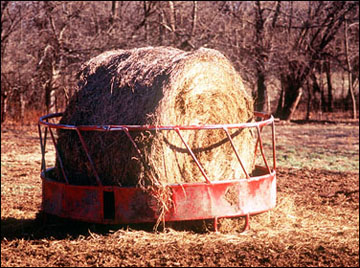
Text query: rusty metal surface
38 111 277 230
41 166 276 225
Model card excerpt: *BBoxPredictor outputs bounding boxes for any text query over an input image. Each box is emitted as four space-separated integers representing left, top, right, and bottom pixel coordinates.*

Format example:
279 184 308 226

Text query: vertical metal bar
214 216 218 232
242 214 250 232
256 125 271 174
272 121 276 171
75 128 102 186
48 127 69 184
38 123 46 173
223 127 250 179
43 127 48 171
174 128 211 184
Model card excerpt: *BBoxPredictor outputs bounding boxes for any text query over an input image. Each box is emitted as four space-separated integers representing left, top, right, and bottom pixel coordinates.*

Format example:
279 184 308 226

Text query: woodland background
1 1 359 123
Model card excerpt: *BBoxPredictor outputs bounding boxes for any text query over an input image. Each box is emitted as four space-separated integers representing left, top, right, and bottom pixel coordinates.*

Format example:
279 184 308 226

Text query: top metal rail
38 111 276 186
38 112 274 131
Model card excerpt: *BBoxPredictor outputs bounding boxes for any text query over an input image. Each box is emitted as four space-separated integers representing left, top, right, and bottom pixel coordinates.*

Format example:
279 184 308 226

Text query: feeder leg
241 214 250 233
213 217 219 232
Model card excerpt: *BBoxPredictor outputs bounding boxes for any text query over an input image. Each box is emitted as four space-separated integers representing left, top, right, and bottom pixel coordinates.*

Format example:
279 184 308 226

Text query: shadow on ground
1 213 222 241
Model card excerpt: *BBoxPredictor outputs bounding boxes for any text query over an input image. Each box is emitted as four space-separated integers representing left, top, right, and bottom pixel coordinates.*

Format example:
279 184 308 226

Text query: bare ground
1 118 359 267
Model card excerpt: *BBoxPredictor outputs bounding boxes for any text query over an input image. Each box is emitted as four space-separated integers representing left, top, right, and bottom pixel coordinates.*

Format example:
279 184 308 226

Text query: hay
56 46 255 189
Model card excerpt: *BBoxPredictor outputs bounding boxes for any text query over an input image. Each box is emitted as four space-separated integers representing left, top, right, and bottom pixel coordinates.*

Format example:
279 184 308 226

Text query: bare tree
1 1 22 61
275 1 357 120
253 1 281 113
344 19 358 119
1 1 23 123
1 1 358 123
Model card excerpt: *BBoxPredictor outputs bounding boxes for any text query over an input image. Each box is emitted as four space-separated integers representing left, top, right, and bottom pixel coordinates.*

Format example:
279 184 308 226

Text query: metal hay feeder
38 111 276 232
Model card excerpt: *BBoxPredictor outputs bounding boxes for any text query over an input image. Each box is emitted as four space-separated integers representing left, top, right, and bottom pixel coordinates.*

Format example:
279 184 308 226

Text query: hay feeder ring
38 112 276 232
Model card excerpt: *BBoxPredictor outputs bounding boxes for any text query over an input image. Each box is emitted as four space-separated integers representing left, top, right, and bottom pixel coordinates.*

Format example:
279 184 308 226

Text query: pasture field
1 118 359 267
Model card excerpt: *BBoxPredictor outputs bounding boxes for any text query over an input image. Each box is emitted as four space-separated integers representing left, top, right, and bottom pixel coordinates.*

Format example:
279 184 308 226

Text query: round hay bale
55 46 255 189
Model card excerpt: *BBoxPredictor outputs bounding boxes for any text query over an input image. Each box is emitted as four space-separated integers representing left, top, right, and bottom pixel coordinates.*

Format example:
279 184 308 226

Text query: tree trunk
324 60 333 112
275 81 285 117
310 72 322 115
158 11 164 45
306 78 311 120
288 88 303 120
254 1 268 114
320 84 327 113
275 75 302 120
255 71 267 113
191 1 197 37
143 1 148 43
168 1 176 42
45 80 56 114
342 71 348 110
344 19 357 119
20 91 25 122
1 92 7 124
110 1 117 24
317 62 327 113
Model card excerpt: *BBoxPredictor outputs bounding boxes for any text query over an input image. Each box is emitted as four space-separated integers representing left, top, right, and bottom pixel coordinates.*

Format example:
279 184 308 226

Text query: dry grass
1 121 359 267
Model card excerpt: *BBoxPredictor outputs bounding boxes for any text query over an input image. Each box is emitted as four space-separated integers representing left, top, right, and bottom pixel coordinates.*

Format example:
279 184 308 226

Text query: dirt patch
1 121 359 267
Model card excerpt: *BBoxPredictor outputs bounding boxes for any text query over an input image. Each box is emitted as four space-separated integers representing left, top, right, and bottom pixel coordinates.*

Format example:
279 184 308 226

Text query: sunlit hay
55 46 255 227
217 217 247 233
213 192 297 234
249 193 298 235
56 46 254 186
228 191 359 250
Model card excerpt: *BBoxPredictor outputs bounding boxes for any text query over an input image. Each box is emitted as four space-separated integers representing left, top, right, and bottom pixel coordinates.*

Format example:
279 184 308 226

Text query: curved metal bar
39 111 277 232
38 113 274 132
38 111 275 186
